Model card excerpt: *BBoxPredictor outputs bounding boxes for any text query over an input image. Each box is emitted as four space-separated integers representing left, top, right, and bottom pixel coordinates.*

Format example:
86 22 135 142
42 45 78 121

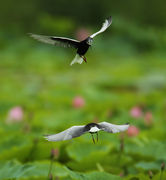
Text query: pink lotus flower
144 111 153 126
75 28 90 41
6 106 24 123
127 125 139 137
72 96 85 108
130 106 143 118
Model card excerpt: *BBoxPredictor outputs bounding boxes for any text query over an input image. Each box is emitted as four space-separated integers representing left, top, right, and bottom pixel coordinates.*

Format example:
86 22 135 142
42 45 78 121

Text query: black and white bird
29 16 112 66
44 122 129 144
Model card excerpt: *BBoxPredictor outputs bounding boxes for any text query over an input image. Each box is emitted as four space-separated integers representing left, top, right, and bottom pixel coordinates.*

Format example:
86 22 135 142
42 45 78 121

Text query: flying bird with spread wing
29 16 112 66
44 122 129 144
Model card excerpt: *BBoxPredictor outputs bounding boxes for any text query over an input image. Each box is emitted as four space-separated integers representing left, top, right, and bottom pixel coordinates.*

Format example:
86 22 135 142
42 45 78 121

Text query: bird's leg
96 132 98 142
91 133 95 144
81 56 87 63
84 56 87 63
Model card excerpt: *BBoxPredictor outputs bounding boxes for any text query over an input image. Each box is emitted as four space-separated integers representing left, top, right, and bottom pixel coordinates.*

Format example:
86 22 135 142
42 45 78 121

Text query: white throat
89 126 100 133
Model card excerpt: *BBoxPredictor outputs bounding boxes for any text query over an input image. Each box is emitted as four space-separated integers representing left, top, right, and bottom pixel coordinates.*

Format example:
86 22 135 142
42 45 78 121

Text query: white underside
89 126 100 133
70 54 84 66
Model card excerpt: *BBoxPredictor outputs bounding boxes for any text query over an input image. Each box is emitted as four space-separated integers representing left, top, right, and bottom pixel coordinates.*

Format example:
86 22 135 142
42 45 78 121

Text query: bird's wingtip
28 33 38 38
43 134 50 141
28 33 33 36
107 16 112 24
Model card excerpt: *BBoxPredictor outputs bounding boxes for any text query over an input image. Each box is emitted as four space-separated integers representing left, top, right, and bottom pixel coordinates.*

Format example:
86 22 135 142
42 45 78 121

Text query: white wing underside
44 125 85 142
70 54 84 66
99 122 129 133
90 17 112 38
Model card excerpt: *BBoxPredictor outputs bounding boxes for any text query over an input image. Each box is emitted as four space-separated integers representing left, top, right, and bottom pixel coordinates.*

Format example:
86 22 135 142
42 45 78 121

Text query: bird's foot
82 56 87 63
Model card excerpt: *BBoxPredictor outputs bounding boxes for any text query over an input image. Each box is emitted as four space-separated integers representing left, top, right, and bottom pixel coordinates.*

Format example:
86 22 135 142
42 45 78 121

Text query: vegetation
0 1 166 179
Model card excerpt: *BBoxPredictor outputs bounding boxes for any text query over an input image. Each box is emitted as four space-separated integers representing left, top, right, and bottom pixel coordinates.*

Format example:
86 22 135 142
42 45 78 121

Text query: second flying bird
29 16 112 66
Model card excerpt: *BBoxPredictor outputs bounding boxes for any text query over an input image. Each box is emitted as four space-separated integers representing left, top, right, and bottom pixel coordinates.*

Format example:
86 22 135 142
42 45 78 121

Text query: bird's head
84 123 100 132
86 37 93 45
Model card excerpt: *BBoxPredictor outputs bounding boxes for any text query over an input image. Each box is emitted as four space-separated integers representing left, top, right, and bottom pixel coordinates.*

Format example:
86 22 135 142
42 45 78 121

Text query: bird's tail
70 54 84 66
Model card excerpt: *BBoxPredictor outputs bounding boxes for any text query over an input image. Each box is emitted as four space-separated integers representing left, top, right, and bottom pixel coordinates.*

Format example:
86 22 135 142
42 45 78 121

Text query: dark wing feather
29 33 79 49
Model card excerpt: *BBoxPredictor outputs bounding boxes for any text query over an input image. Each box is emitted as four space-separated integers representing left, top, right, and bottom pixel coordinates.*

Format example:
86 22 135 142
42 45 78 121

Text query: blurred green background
0 0 166 179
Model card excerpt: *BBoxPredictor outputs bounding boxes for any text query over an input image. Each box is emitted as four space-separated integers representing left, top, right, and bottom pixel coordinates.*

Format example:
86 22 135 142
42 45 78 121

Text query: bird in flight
44 122 129 144
29 16 112 66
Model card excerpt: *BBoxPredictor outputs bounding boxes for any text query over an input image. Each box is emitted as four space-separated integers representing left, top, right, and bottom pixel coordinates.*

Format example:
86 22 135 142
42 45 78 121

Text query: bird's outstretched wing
44 125 86 142
99 122 129 133
90 16 112 38
29 33 79 49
